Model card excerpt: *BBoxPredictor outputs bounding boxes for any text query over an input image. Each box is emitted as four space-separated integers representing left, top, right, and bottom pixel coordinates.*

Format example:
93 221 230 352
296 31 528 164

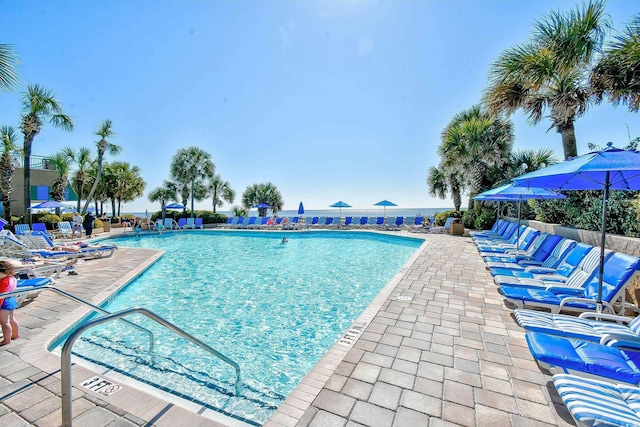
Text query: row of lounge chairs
219 216 447 231
473 219 640 426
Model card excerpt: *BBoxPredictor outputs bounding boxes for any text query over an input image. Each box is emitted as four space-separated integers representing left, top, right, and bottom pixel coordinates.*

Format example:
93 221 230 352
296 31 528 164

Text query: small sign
79 376 123 396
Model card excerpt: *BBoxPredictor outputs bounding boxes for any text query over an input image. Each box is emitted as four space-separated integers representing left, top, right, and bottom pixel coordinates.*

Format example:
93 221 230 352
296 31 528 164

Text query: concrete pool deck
0 229 575 426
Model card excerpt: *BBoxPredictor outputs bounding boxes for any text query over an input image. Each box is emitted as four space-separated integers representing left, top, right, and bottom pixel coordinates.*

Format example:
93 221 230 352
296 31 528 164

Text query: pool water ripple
64 231 422 425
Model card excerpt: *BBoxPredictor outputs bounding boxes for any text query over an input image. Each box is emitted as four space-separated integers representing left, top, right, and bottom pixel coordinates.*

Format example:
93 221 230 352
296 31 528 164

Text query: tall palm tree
108 161 145 216
169 147 214 217
0 44 19 92
0 126 19 220
47 150 74 216
83 120 121 213
148 186 177 222
69 147 93 212
484 1 609 159
439 106 513 200
241 182 284 216
208 174 235 213
20 84 74 222
591 14 640 112
426 166 462 212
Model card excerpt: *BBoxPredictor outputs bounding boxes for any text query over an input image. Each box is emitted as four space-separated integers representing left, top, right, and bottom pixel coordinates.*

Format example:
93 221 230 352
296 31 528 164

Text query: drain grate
338 321 368 346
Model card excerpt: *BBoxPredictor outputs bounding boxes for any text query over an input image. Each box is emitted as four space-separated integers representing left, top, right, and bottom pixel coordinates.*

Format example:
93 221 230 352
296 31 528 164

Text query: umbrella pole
597 172 611 312
516 200 521 248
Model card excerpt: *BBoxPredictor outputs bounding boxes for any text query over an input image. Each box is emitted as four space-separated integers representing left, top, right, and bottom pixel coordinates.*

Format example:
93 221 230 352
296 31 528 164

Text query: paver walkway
0 231 576 426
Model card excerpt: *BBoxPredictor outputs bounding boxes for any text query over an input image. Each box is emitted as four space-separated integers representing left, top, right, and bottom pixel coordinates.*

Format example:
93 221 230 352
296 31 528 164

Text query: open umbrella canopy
164 203 186 210
297 201 305 215
253 203 271 209
29 200 70 210
330 200 351 217
474 184 566 244
374 199 398 216
511 143 640 308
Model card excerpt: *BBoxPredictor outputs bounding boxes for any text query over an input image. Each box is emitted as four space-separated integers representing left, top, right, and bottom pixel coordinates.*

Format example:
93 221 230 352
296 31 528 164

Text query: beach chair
395 217 404 227
164 218 175 230
184 218 195 229
360 217 369 226
375 217 385 227
415 217 423 227
493 243 599 286
482 233 559 264
24 231 118 259
552 374 640 427
178 218 187 229
14 224 31 236
56 221 74 238
488 238 577 277
472 221 518 244
194 218 203 229
220 217 235 228
515 308 640 344
477 227 540 254
470 219 507 238
499 251 640 314
311 217 319 227
343 217 352 228
526 331 640 385
32 223 56 239
12 276 54 307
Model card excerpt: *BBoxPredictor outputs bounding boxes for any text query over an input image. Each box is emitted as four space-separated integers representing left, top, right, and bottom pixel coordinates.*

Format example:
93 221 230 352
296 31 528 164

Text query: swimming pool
56 231 423 425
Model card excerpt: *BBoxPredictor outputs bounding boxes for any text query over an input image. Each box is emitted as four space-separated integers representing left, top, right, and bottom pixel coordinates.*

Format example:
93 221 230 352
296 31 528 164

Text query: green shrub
462 210 476 229
474 211 496 230
93 218 103 228
40 214 62 229
434 210 461 226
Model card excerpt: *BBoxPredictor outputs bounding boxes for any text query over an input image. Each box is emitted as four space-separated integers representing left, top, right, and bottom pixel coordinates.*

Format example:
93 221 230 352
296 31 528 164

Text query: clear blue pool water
57 231 422 425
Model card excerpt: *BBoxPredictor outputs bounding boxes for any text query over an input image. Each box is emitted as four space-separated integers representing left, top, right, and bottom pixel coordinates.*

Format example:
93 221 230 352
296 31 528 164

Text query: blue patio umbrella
329 200 351 218
512 142 640 308
297 201 305 215
164 203 186 210
374 199 398 217
29 200 70 210
474 184 566 245
253 202 271 217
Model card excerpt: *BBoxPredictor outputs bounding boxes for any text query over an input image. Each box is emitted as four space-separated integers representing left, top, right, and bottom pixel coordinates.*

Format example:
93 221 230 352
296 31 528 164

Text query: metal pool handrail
61 306 242 427
0 286 154 352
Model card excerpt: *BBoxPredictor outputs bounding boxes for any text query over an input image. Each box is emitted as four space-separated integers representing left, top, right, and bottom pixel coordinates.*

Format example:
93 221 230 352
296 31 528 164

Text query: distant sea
124 207 453 219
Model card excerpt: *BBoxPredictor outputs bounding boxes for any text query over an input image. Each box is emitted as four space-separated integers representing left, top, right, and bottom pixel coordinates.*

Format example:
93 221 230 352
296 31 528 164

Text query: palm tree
484 1 609 159
506 148 559 180
439 106 513 200
108 162 145 216
0 44 19 92
169 147 214 217
0 126 19 220
426 166 462 212
148 186 177 222
591 15 640 112
241 182 284 216
20 84 74 222
69 147 93 212
47 150 74 216
208 174 235 213
83 120 121 213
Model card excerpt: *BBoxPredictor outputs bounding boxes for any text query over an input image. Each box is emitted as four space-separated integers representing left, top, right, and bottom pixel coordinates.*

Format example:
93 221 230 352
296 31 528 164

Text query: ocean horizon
124 207 455 219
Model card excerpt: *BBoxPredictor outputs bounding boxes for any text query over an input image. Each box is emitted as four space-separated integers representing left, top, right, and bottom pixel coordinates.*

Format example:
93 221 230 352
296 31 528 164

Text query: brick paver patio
0 230 576 426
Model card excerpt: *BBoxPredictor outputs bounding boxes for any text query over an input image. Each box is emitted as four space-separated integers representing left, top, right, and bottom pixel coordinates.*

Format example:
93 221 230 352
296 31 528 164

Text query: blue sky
2 0 639 212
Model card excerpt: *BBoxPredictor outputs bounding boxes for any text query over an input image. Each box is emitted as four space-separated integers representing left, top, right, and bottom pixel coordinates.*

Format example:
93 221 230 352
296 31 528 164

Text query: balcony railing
12 153 58 171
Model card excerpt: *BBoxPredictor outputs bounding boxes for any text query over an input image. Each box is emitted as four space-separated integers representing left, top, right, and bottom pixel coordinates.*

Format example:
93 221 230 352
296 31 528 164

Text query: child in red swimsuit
0 260 20 345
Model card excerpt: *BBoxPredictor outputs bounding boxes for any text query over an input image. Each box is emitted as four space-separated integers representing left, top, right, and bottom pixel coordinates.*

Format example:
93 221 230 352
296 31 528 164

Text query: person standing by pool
0 260 19 346
71 212 83 238
83 212 95 238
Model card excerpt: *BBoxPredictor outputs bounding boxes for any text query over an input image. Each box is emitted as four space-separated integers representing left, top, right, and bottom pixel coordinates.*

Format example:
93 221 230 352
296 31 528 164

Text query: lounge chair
482 233 561 264
375 217 385 227
526 331 640 385
23 231 118 259
486 237 574 275
472 221 518 244
243 217 258 228
477 227 540 254
32 223 56 239
13 276 54 306
359 217 368 226
234 217 245 228
185 218 195 229
14 224 31 236
552 374 640 427
470 219 504 238
395 217 404 227
514 308 640 344
194 218 203 229
56 221 74 238
499 251 640 314
343 217 353 228
177 218 186 228
493 243 599 286
220 217 235 228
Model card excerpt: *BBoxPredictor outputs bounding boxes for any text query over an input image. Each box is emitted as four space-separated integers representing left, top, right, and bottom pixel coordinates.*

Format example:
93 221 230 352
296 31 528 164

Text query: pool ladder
0 286 242 427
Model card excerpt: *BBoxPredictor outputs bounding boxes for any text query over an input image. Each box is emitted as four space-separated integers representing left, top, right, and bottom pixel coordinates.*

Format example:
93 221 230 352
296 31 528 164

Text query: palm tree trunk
23 136 34 225
453 189 462 212
560 123 578 160
190 180 195 218
83 158 103 213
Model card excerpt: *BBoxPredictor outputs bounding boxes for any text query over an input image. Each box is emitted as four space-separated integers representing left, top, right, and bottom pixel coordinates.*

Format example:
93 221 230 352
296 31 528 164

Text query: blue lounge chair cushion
17 277 52 288
526 332 640 385
553 374 640 427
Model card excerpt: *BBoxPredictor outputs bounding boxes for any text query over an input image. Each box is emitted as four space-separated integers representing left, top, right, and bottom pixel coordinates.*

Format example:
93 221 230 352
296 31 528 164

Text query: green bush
93 218 103 228
462 210 476 229
39 214 62 229
474 211 496 231
434 210 461 226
